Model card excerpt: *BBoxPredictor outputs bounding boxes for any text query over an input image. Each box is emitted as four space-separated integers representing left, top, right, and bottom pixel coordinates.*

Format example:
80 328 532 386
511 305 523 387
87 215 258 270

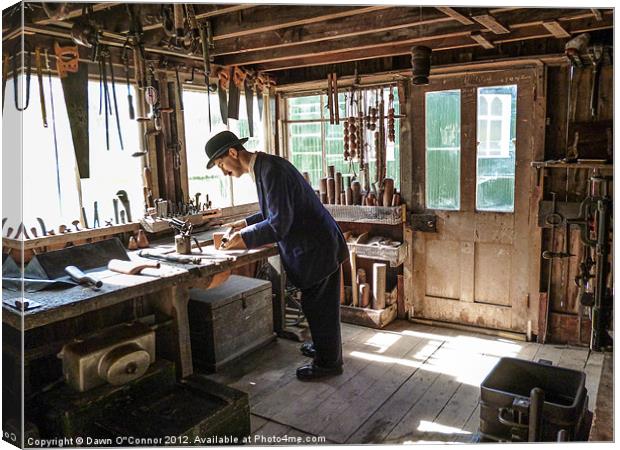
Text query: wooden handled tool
350 249 358 307
108 259 160 275
64 265 103 288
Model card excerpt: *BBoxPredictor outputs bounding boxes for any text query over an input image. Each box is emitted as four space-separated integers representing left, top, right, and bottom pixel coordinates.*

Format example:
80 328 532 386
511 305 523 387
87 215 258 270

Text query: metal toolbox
480 357 589 442
58 322 155 392
189 275 275 372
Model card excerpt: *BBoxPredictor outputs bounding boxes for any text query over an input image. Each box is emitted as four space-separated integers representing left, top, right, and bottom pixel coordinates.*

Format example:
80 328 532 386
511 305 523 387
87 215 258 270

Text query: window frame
181 83 267 208
282 87 403 189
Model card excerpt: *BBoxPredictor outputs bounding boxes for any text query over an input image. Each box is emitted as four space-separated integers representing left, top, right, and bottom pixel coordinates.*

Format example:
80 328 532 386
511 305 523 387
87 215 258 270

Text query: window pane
287 95 321 121
229 93 260 205
287 122 322 188
476 85 517 212
183 89 231 207
425 90 461 210
20 76 143 230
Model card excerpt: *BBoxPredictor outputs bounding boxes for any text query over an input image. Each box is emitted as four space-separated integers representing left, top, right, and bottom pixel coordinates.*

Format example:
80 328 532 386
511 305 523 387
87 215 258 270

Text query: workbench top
2 244 278 331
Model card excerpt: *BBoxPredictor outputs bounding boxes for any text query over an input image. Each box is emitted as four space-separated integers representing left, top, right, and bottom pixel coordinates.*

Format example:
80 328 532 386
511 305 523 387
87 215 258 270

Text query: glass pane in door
476 85 517 212
425 90 461 210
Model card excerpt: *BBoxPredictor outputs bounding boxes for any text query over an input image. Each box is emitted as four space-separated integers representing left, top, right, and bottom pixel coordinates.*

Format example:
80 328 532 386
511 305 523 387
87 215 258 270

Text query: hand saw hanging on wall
217 67 229 124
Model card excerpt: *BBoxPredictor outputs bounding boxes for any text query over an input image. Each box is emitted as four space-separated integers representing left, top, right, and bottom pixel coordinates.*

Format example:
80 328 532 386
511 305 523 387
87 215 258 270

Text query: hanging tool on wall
44 49 62 210
93 201 100 227
198 19 214 130
588 44 603 119
228 66 244 120
255 74 264 122
116 190 132 223
34 47 47 127
244 71 254 136
106 48 124 149
98 46 112 150
121 42 135 120
332 72 339 125
327 73 334 125
388 85 395 142
174 66 184 111
217 67 229 124
56 42 90 179
12 41 31 111
127 4 146 90
112 198 120 224
70 4 101 62
183 4 201 55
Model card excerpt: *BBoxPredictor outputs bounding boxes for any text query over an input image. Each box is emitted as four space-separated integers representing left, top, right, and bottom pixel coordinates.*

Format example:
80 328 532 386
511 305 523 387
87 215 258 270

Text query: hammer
116 190 132 222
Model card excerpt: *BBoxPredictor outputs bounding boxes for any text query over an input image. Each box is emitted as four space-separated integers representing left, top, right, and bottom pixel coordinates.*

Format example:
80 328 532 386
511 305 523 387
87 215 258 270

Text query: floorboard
203 320 609 444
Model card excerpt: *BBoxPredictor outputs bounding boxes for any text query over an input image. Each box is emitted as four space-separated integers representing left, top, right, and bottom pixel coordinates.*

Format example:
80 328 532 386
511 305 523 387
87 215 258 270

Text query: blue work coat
240 153 349 289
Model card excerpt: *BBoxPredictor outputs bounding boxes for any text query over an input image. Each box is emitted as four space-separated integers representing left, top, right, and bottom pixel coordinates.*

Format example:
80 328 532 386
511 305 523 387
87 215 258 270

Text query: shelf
325 204 405 225
347 240 407 267
340 303 397 329
531 160 613 170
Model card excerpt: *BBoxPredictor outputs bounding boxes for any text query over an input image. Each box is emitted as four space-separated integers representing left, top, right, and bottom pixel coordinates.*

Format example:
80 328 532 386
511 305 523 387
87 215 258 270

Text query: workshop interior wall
542 63 613 345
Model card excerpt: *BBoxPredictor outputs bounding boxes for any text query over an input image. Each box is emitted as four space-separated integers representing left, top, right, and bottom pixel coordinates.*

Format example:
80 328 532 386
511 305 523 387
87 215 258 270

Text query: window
286 89 400 190
425 90 461 210
477 92 513 158
476 85 517 212
5 74 143 232
182 88 262 208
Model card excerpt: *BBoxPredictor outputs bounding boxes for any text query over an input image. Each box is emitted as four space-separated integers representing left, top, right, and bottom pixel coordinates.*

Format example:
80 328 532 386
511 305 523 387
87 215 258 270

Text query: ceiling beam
215 19 478 66
213 7 453 56
216 9 606 67
140 4 257 32
257 13 612 72
435 7 474 25
472 14 510 34
542 20 571 38
30 2 121 25
470 32 495 49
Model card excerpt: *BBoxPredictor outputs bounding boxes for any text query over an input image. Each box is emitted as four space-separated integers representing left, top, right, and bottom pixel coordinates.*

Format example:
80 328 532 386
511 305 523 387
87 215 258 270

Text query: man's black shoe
299 341 316 358
296 363 343 381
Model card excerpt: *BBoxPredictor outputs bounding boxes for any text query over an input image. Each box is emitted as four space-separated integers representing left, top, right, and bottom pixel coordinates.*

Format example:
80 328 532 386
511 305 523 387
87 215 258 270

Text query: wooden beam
542 20 571 39
470 32 495 49
210 5 390 40
591 9 603 21
216 20 478 66
141 4 257 32
472 14 510 34
258 13 612 72
435 7 474 25
213 7 452 56
32 2 121 25
216 9 604 67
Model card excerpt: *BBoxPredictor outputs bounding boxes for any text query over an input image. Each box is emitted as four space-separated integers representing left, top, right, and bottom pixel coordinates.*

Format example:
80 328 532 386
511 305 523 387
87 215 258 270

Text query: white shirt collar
248 152 259 182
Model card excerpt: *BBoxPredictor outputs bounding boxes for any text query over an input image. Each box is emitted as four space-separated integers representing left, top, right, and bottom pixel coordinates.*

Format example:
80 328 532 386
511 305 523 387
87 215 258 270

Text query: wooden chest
189 275 275 372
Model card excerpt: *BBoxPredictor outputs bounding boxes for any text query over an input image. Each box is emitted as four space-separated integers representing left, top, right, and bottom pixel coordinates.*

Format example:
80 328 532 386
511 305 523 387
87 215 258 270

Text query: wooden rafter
217 10 609 67
31 2 121 25
257 13 612 72
213 7 453 56
542 20 571 39
141 4 257 32
435 7 474 25
472 14 510 34
591 9 603 21
470 32 495 49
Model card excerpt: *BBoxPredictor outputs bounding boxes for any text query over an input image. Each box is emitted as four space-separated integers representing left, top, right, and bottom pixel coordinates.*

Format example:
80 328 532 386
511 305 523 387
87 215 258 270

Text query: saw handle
64 265 103 288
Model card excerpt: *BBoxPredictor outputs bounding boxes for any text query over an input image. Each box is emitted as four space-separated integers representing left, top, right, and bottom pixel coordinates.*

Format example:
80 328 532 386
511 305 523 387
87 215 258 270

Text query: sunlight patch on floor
363 332 402 353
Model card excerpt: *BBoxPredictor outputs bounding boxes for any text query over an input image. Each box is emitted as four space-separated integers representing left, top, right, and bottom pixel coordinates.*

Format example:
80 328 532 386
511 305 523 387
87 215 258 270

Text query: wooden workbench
2 240 278 379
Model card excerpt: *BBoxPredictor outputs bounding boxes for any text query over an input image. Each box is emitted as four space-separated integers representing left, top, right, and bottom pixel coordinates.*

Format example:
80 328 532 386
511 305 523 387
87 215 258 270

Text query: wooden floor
205 320 607 444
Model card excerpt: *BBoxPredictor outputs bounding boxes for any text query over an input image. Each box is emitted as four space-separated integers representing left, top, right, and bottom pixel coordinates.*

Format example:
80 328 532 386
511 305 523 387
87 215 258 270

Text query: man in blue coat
205 131 349 381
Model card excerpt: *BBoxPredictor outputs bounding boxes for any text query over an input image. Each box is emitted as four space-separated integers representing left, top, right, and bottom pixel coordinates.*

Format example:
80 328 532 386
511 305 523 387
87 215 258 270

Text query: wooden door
410 67 544 333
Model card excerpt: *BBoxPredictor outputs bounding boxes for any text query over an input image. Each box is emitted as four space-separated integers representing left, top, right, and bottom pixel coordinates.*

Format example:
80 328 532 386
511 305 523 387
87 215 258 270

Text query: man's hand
221 231 247 250
222 219 247 232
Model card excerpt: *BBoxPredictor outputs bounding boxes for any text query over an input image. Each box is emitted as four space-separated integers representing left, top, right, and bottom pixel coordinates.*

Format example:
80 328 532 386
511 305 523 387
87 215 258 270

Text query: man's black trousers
299 266 343 368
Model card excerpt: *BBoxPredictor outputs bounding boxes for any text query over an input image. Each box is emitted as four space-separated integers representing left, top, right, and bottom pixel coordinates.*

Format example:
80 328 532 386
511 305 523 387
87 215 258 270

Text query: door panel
475 242 512 306
411 68 542 333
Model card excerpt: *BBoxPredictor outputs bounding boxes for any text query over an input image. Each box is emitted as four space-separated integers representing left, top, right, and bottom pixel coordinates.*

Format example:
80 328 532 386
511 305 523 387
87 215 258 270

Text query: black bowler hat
205 131 249 169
